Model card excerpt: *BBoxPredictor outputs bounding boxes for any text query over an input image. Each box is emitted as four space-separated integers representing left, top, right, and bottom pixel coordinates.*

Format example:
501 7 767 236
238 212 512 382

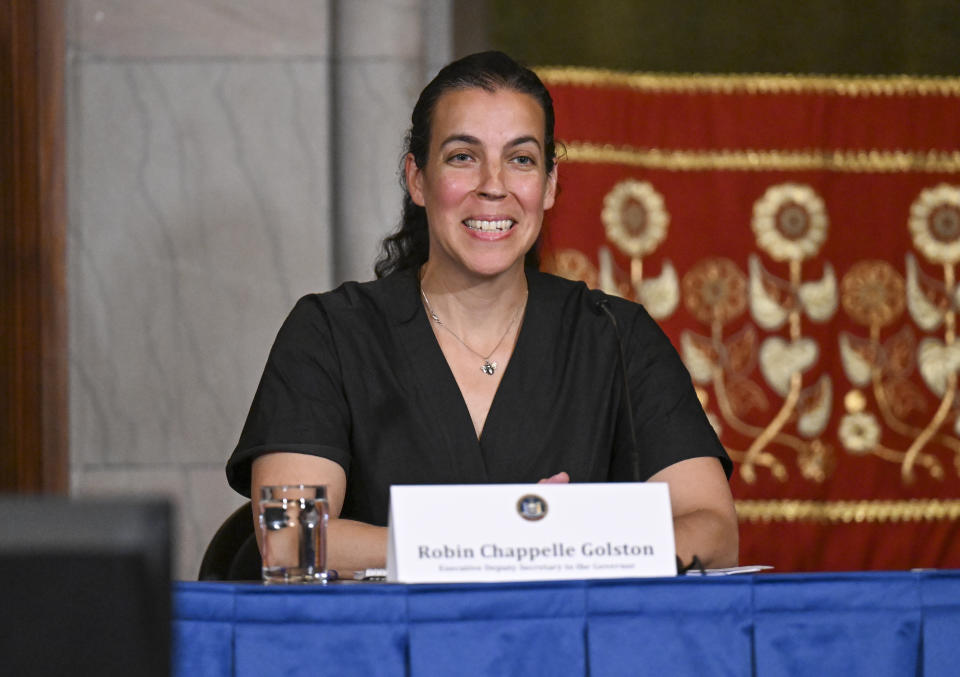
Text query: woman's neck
419 262 528 342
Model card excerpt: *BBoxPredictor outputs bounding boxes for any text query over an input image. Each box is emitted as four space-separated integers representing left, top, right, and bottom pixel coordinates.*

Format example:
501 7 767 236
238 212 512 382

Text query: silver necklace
420 288 527 376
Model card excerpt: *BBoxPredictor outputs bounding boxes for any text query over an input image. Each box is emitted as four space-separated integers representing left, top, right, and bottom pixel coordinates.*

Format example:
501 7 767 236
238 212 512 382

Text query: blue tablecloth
173 571 960 676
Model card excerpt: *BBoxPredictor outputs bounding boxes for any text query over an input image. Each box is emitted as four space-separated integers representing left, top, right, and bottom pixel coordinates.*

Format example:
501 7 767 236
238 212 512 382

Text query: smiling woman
226 51 738 575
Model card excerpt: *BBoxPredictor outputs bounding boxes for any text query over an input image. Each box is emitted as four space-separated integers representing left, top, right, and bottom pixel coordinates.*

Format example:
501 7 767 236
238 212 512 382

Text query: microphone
595 294 704 575
593 294 641 483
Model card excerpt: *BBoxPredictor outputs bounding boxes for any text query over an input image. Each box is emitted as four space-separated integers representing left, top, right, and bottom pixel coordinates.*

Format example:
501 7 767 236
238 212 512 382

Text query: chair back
198 501 262 580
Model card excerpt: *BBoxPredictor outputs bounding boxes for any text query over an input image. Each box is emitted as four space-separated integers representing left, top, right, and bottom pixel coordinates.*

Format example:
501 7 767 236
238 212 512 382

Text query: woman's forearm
327 518 388 572
647 457 739 570
673 508 739 569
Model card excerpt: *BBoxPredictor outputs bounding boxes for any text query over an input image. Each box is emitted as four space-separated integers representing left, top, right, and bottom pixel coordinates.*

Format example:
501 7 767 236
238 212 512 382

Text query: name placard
386 483 676 583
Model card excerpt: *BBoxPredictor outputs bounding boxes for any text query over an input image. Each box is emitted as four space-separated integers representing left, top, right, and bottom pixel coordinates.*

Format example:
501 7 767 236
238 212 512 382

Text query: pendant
481 360 497 376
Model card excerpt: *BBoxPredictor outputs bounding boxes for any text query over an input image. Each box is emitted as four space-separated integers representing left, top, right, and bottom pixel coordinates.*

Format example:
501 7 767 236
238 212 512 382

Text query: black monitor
0 496 172 677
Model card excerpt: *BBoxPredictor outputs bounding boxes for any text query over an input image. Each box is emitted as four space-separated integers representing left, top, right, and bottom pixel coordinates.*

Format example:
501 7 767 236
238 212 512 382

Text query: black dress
227 267 731 527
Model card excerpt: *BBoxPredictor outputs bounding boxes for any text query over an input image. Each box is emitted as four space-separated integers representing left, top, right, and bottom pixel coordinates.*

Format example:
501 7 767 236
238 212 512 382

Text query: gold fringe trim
562 142 960 173
736 499 960 523
536 67 960 97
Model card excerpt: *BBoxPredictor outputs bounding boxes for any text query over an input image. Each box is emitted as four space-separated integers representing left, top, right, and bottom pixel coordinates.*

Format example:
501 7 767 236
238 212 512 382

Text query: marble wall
67 0 450 579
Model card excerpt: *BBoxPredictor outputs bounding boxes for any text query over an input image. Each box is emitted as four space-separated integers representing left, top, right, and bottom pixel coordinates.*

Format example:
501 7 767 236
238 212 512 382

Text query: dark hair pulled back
373 51 557 279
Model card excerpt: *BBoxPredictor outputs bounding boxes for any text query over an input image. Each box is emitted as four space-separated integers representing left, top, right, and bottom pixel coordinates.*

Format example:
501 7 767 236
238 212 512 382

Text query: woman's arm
540 463 736 568
251 452 387 572
647 456 739 569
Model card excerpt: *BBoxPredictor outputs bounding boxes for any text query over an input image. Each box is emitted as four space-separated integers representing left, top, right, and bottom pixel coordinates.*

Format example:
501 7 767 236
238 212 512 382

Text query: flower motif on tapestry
838 411 882 454
601 179 669 258
840 260 906 329
682 258 748 326
751 183 828 262
909 184 960 264
832 187 960 483
544 249 599 290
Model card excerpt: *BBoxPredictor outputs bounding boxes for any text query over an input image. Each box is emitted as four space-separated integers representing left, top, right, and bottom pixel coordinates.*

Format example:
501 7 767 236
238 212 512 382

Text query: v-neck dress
227 267 731 527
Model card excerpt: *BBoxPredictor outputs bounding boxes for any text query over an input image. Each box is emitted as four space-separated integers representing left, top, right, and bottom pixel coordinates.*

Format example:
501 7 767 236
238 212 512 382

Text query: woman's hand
537 471 570 484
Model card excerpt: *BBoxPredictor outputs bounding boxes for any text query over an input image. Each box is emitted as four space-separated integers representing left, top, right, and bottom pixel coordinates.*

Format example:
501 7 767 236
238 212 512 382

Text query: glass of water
258 485 328 583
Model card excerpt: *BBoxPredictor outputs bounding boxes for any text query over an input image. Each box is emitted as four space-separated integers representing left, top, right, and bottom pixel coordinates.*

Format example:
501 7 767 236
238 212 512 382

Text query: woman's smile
463 218 517 242
463 218 515 233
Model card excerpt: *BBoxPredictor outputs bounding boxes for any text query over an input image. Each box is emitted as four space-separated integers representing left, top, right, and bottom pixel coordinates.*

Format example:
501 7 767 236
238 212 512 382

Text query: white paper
683 565 774 576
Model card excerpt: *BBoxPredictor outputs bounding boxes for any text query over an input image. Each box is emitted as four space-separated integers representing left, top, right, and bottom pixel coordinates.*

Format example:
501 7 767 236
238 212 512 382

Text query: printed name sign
386 483 676 583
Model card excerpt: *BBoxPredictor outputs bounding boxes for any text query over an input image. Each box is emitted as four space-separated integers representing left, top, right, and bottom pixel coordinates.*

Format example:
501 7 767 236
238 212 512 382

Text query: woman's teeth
464 219 514 232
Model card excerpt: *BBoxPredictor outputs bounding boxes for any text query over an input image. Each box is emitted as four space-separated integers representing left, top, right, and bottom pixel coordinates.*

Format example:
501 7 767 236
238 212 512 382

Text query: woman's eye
512 155 535 166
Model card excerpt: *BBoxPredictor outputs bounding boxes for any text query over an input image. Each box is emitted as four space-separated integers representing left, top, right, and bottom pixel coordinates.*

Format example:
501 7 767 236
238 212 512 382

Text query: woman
227 51 738 573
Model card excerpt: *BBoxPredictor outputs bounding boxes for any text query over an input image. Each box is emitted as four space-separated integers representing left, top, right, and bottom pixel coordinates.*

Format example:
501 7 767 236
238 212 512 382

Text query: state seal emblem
516 494 548 521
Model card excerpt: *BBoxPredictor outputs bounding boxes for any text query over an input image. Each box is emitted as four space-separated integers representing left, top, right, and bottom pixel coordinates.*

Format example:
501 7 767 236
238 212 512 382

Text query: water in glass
259 486 328 583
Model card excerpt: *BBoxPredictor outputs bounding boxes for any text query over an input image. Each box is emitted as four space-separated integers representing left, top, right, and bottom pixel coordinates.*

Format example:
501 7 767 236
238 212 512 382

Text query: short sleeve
623 306 732 481
226 295 352 497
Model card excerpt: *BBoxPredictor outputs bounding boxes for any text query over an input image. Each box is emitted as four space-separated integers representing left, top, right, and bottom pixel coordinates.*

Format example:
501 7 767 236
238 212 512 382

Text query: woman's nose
476 161 507 199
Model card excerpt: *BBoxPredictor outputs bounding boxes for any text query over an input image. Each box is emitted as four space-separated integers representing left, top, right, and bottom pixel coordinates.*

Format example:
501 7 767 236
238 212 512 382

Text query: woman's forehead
429 87 545 144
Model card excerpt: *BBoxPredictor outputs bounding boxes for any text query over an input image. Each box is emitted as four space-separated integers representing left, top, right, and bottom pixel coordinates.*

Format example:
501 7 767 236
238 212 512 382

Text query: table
173 571 960 676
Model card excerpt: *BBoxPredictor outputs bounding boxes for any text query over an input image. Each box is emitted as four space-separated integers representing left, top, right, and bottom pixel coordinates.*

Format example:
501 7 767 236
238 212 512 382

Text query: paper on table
684 565 774 576
353 568 387 581
353 565 772 580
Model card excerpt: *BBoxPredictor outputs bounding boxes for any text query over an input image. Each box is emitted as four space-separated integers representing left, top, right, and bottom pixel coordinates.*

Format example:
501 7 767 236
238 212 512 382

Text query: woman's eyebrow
507 135 542 150
439 134 542 150
439 134 480 148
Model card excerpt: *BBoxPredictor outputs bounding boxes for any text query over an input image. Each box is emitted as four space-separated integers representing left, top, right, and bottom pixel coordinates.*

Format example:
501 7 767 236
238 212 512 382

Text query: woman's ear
405 154 426 207
543 164 558 211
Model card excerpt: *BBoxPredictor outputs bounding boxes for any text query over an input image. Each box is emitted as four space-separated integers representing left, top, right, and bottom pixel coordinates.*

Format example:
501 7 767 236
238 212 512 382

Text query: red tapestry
536 69 960 572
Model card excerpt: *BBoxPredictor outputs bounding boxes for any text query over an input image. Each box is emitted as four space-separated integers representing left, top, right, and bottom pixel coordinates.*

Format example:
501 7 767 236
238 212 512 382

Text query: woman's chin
427 235 537 281
460 254 528 279
463 237 539 277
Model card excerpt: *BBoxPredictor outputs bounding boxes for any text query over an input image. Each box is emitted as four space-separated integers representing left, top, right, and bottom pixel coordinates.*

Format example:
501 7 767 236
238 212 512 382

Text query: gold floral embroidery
709 184 839 484
837 327 953 482
752 184 828 262
735 499 960 523
595 180 680 321
542 249 598 289
888 185 960 482
840 261 905 328
837 254 957 480
536 67 960 98
601 179 669 258
678 253 835 484
844 388 868 413
681 258 748 326
561 143 960 173
838 411 882 453
796 439 835 483
909 184 960 264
